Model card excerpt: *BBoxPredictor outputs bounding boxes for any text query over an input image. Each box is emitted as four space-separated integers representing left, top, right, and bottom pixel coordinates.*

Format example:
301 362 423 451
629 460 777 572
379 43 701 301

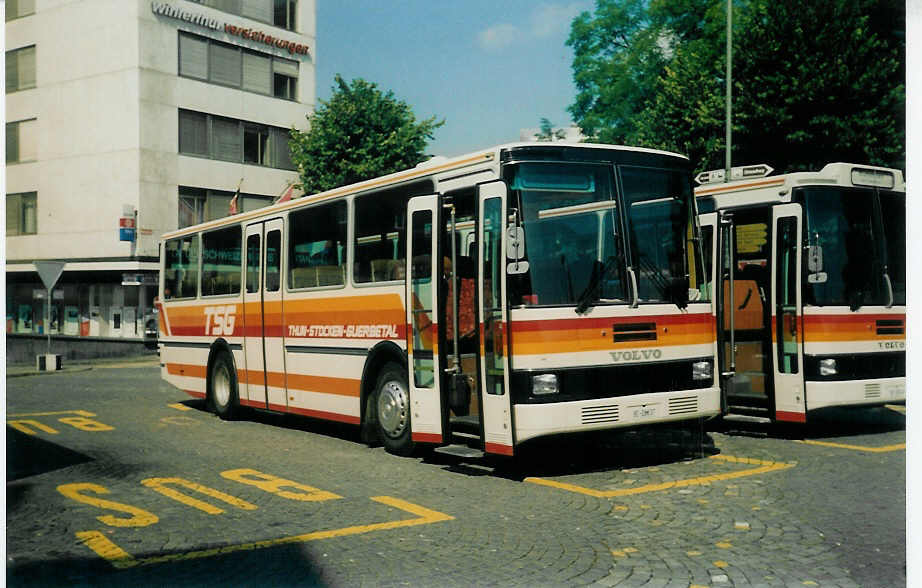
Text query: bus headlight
692 360 713 381
532 374 559 395
819 358 838 376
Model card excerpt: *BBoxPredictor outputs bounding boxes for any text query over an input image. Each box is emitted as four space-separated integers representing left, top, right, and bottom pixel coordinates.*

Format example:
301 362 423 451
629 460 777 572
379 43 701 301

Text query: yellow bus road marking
796 439 905 453
167 403 193 411
75 496 454 569
525 455 795 498
8 409 96 418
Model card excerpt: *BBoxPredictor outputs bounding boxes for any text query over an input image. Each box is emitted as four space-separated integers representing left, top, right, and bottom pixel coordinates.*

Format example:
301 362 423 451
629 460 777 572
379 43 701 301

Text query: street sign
35 261 66 291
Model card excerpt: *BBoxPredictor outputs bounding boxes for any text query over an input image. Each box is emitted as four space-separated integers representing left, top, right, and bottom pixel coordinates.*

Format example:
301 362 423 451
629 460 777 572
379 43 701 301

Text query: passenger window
201 226 242 296
288 201 347 289
164 236 199 300
353 190 407 283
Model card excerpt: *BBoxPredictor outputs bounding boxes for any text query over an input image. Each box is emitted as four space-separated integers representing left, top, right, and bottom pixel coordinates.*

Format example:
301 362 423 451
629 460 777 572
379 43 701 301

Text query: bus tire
374 363 415 456
210 350 239 421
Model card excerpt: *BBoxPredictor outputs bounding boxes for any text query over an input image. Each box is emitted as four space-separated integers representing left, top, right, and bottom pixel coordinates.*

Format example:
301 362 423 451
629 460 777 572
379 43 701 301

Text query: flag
275 182 295 204
229 178 243 214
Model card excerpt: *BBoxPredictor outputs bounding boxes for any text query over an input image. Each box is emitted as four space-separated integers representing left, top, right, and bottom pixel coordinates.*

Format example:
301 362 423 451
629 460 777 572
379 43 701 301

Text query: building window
6 0 35 21
274 0 297 30
178 109 297 171
6 45 36 93
178 32 298 100
191 0 297 31
6 119 37 164
6 192 37 236
179 186 273 228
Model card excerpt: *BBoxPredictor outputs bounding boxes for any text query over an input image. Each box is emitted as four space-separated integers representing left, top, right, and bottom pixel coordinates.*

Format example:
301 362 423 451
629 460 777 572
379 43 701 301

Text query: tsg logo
204 305 237 336
610 349 662 362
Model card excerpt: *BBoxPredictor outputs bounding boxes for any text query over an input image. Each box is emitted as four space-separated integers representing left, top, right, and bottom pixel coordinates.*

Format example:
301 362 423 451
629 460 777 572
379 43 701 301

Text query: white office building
6 0 315 349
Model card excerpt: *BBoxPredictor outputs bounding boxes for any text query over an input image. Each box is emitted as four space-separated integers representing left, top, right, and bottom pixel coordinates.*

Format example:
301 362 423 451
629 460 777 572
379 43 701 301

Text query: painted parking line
796 439 905 453
75 496 454 569
167 403 193 411
525 454 795 498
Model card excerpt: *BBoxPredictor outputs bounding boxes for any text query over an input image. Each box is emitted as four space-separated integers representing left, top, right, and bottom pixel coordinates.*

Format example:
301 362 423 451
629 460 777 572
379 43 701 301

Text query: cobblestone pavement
6 365 906 587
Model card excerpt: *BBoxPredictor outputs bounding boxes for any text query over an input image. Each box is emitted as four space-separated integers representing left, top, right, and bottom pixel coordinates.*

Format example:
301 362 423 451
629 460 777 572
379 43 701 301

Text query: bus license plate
631 405 658 419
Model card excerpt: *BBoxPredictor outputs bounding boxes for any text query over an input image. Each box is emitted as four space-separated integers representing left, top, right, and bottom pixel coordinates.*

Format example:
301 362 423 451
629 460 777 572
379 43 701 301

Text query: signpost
34 261 66 370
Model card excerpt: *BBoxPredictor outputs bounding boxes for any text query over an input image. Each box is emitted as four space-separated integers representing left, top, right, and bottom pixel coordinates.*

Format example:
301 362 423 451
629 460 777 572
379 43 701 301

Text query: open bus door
406 195 446 444
718 208 774 421
771 204 806 422
477 181 514 456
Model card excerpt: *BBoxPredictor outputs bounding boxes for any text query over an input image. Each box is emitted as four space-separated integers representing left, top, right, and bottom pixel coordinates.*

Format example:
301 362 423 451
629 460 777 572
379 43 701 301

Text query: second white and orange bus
158 143 720 456
696 163 906 423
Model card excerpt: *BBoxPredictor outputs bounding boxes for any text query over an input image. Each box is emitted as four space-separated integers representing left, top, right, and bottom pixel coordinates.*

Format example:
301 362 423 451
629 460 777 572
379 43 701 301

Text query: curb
6 366 95 378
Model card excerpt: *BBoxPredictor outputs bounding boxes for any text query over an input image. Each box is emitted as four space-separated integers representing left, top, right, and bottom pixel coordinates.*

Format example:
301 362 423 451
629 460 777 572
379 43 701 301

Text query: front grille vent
876 319 904 336
865 383 882 399
669 395 699 415
582 404 620 424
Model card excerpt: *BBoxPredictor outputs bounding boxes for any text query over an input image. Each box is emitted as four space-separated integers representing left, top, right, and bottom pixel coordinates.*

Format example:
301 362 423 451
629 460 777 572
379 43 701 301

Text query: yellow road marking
76 496 453 569
886 404 906 414
525 455 795 498
797 440 905 453
168 403 193 411
8 410 95 418
8 420 59 435
141 478 259 515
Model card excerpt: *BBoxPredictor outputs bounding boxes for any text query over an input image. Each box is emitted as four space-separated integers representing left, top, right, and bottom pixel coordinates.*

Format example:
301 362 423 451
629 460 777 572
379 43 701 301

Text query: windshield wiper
575 256 616 314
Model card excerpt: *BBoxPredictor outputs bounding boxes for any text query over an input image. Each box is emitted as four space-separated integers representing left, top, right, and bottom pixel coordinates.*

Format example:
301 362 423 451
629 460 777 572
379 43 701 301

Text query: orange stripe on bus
485 443 514 456
802 314 905 343
167 363 207 378
286 374 361 397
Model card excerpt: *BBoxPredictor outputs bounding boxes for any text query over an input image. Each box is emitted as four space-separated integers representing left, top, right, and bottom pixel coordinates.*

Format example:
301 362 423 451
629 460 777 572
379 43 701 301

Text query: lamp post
725 0 732 181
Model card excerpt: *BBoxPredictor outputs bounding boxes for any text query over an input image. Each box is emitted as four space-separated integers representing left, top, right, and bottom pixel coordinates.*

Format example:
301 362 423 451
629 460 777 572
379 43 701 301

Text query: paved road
6 363 906 587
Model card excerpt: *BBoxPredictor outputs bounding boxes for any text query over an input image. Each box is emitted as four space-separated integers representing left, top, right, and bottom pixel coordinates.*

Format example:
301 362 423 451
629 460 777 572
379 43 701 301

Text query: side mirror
807 245 823 273
506 226 525 260
670 276 689 309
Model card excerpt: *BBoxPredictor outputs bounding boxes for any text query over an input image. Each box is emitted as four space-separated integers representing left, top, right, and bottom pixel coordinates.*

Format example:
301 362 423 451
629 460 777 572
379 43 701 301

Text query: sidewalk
5 353 159 378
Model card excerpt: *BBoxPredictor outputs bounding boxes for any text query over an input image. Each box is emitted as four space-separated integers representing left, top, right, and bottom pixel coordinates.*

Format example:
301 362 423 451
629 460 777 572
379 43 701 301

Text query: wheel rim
213 362 231 408
377 378 409 439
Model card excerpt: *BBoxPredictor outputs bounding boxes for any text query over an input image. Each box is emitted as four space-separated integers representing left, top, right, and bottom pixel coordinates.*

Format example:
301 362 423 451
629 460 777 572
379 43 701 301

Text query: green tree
568 0 905 173
534 118 567 141
289 75 444 194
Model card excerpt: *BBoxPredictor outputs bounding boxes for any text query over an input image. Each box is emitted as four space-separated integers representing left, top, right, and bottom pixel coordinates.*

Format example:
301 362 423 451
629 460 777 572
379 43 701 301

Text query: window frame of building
6 192 38 236
190 0 298 32
6 118 37 164
179 186 274 228
178 32 298 101
178 109 297 171
6 45 36 93
6 0 36 21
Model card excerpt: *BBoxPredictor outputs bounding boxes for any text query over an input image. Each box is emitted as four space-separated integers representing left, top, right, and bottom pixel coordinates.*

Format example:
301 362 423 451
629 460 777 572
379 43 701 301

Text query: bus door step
723 413 772 425
434 444 485 459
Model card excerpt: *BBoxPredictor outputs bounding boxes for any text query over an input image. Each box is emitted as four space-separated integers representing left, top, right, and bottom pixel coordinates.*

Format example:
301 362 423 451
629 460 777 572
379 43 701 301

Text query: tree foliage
289 75 444 194
535 118 567 141
568 0 905 173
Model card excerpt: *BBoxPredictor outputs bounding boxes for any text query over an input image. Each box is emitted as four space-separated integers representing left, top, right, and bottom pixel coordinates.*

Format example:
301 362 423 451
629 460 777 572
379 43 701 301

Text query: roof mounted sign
695 164 774 185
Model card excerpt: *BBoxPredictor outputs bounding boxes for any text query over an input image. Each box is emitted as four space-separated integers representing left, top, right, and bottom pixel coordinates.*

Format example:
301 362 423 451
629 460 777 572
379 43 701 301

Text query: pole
725 0 732 181
46 288 52 355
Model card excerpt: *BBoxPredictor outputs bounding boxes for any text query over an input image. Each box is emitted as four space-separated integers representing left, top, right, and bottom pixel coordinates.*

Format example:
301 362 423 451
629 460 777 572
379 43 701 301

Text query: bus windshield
619 166 694 304
512 162 625 306
509 162 698 307
800 186 900 308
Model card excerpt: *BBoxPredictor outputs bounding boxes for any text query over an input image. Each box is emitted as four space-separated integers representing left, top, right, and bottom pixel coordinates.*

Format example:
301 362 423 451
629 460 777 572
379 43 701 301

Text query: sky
314 1 593 158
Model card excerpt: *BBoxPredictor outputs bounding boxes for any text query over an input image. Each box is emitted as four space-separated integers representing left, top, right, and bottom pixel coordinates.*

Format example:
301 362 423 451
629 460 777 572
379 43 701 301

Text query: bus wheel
210 351 238 420
374 363 415 456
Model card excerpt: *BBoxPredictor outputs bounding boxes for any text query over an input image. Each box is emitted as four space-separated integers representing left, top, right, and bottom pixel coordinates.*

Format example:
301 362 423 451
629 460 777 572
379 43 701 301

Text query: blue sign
120 228 136 242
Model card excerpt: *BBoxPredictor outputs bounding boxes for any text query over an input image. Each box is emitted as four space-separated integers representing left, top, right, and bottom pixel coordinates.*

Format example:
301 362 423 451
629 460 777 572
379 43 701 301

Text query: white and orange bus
696 163 906 424
158 143 720 457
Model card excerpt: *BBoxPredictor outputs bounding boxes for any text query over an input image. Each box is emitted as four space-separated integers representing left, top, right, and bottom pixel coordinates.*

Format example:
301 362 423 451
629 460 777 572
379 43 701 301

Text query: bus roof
694 162 905 208
162 142 688 241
